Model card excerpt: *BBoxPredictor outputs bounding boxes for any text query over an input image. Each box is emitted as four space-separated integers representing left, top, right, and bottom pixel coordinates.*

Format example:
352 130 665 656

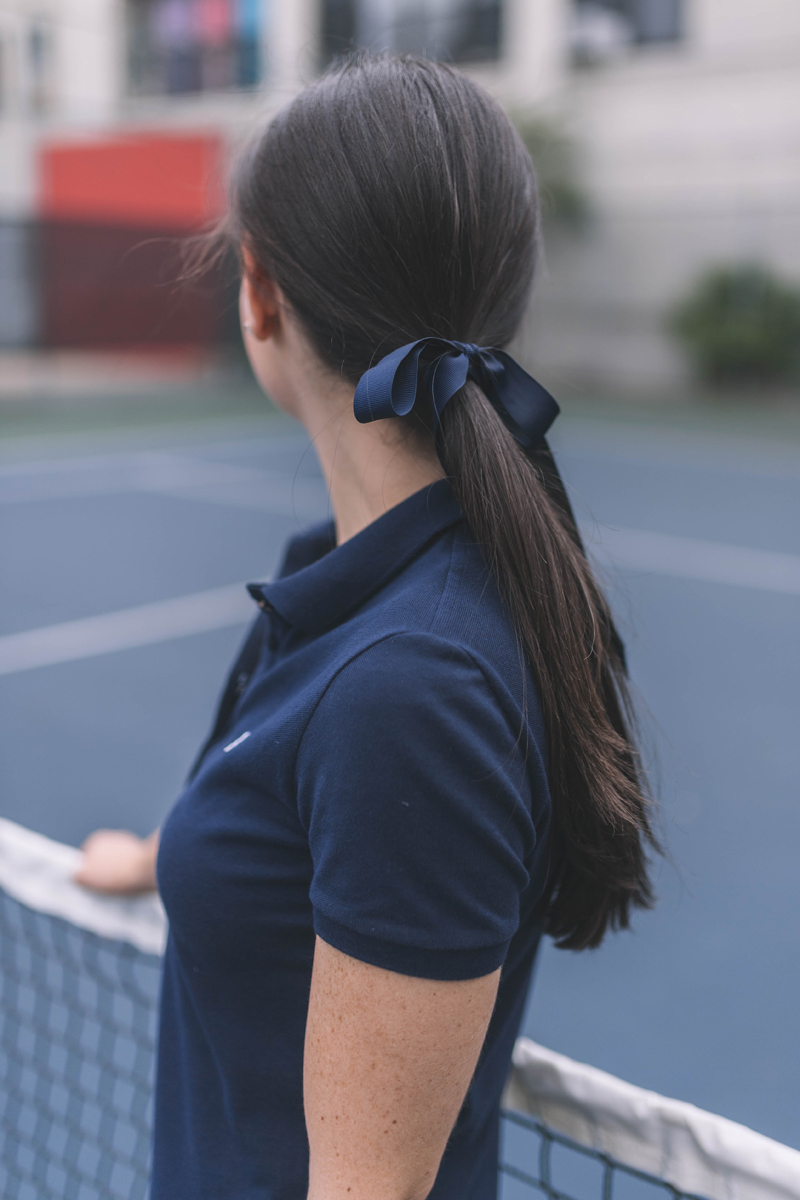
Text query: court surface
1 409 798 1149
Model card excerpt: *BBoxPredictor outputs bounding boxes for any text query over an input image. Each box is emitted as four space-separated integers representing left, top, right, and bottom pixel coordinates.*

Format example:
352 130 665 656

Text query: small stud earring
243 321 254 332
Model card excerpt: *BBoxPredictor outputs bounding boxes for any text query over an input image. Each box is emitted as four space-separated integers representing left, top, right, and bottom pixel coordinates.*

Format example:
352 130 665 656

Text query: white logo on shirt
223 731 251 753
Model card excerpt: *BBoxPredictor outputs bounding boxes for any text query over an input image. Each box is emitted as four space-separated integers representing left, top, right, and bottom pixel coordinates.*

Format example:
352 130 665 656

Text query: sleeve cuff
313 910 510 981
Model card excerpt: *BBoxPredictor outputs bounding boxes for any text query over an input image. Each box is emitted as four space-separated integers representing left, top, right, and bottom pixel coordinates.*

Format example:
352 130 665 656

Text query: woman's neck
301 388 444 546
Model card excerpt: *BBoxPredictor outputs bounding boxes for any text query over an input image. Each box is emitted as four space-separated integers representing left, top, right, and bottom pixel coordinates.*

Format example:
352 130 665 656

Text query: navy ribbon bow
353 338 559 451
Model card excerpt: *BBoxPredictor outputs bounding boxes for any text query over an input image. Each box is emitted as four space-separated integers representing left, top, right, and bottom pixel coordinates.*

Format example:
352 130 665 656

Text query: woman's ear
240 248 281 341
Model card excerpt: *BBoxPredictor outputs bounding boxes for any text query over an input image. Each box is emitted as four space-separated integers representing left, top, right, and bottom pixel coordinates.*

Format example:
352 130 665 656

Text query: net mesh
499 1110 707 1200
0 889 159 1200
0 873 715 1200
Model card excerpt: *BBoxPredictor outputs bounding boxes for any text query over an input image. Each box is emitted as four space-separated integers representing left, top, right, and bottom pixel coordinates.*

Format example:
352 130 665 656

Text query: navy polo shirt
153 478 553 1200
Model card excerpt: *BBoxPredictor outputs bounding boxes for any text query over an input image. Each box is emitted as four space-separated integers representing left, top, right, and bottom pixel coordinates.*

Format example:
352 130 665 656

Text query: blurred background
0 0 798 1163
2 0 800 404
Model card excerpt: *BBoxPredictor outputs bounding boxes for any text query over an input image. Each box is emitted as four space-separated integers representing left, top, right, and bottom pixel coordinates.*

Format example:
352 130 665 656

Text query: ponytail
208 51 658 950
439 383 656 949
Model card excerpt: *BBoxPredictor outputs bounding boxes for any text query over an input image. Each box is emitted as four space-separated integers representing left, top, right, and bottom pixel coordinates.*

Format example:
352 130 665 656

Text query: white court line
554 422 800 481
0 452 298 504
583 524 800 596
0 584 255 676
0 527 797 678
0 450 331 518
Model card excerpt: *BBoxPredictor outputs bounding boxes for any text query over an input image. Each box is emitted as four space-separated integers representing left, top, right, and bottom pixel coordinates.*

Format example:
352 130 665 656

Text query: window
629 0 682 43
573 0 681 51
321 0 502 68
28 21 55 113
127 0 262 96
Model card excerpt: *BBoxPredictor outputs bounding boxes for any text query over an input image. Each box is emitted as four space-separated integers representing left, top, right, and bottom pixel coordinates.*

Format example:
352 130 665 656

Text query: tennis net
2 817 799 1200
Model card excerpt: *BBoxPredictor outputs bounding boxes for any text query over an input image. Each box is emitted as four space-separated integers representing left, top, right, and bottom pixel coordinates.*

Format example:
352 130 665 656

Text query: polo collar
247 478 462 633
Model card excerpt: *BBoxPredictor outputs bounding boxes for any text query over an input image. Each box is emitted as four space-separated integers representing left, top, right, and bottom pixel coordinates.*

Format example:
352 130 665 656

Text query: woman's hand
74 829 160 895
304 937 500 1200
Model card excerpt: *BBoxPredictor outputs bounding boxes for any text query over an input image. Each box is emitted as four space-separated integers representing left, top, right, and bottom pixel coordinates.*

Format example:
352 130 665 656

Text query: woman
77 54 655 1200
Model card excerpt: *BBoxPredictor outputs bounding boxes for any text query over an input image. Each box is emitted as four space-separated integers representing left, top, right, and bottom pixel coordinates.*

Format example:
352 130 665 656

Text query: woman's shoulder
306 624 544 766
323 629 502 708
356 526 532 712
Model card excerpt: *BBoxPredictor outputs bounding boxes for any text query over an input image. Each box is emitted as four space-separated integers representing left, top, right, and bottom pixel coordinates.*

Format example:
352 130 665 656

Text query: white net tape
2 817 799 1200
505 1042 800 1199
0 818 166 955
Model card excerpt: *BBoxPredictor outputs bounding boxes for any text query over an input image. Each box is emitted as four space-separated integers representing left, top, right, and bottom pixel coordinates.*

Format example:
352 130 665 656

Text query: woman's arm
304 937 500 1200
74 828 160 894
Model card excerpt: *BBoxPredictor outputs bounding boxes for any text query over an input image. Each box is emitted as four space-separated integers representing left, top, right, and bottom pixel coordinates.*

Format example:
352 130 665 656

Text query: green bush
511 113 590 232
671 264 800 386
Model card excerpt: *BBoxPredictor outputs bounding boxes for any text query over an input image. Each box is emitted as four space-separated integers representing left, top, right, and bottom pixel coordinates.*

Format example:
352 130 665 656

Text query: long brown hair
201 52 657 950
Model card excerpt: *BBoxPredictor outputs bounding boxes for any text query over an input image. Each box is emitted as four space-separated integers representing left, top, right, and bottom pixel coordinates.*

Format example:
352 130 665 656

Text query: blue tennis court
1 410 798 1153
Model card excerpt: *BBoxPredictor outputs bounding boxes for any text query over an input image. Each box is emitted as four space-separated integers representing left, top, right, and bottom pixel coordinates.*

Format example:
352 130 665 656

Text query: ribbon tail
477 350 559 449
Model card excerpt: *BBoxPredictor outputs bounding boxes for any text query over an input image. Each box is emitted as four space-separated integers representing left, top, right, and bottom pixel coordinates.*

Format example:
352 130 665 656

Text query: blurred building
0 0 798 394
537 0 800 394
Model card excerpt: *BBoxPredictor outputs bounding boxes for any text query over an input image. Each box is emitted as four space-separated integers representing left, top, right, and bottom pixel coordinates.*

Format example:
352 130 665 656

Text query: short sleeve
295 633 538 980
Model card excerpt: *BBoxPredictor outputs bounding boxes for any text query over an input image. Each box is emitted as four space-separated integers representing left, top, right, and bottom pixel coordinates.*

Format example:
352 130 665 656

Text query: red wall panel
39 133 225 229
39 222 231 348
36 133 231 347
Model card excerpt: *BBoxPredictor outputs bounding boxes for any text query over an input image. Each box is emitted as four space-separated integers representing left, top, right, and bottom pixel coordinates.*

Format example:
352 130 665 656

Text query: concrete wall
0 0 122 219
527 0 800 394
